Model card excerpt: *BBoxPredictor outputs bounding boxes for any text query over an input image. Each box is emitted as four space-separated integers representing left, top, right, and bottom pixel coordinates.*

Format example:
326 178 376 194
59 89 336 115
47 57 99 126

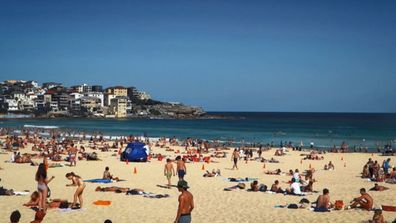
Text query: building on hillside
83 92 104 107
42 82 62 90
136 91 151 100
92 85 103 92
4 98 19 111
69 92 83 100
109 96 127 118
11 91 26 101
80 96 101 112
104 93 116 107
70 84 93 93
106 86 127 97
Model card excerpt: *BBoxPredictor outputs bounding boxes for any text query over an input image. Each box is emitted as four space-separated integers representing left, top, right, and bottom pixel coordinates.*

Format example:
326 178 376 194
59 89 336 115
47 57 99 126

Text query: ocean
1 112 396 150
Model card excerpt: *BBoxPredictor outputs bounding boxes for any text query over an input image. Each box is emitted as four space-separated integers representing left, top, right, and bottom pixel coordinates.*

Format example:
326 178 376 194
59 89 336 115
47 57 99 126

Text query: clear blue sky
0 0 395 112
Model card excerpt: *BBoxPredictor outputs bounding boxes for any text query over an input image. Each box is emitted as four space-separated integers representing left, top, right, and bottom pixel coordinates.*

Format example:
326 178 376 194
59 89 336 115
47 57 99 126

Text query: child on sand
164 159 175 186
103 167 119 181
65 172 86 209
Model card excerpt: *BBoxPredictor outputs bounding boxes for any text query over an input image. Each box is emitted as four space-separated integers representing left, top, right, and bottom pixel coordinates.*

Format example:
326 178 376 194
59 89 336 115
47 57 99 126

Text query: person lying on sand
203 169 221 177
103 167 120 181
23 191 40 207
265 169 282 175
95 186 130 193
224 183 246 191
369 183 389 191
270 180 284 193
314 188 331 212
348 188 373 211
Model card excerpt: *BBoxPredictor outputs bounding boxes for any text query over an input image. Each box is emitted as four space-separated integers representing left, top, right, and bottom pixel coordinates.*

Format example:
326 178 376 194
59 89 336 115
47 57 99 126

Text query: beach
1 134 396 223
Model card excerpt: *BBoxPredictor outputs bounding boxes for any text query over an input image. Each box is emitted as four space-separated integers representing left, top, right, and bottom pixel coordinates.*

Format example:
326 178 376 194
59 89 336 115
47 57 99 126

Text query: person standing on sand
68 145 78 167
174 180 194 223
176 156 187 181
65 172 86 209
164 159 176 186
231 149 240 170
35 163 55 213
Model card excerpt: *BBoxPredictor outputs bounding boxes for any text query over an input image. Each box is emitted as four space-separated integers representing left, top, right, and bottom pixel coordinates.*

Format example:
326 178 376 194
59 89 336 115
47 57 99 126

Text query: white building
104 93 116 107
11 92 26 101
5 99 18 111
136 91 151 100
69 93 83 100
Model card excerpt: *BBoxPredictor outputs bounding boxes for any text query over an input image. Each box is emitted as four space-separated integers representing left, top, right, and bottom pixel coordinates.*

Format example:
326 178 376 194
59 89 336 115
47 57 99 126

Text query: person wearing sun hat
174 180 194 223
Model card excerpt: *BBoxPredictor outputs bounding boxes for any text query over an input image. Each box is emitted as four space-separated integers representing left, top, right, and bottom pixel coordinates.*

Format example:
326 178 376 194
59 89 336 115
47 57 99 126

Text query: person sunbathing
265 169 282 175
224 183 246 191
23 191 40 207
270 180 284 193
95 186 130 193
203 169 221 177
369 183 389 191
103 167 120 181
349 188 373 211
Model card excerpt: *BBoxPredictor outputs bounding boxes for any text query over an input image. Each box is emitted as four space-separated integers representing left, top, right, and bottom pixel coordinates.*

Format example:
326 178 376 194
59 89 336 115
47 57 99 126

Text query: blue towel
84 179 112 184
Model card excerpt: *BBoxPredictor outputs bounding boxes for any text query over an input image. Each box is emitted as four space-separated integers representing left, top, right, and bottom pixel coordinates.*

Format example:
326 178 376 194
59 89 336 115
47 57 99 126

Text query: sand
1 138 396 223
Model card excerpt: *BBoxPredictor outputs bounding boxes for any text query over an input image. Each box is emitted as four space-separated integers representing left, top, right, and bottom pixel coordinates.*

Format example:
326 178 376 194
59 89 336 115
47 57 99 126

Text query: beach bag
0 187 6 195
59 201 69 209
237 183 246 189
334 200 344 210
47 186 51 198
259 185 267 192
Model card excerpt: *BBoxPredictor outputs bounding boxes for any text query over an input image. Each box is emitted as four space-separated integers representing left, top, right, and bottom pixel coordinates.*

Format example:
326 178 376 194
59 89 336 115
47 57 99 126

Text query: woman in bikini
65 172 86 209
35 163 55 212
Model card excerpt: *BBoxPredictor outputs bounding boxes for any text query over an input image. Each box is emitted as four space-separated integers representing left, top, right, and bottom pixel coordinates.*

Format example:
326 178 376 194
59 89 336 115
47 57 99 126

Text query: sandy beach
1 136 396 223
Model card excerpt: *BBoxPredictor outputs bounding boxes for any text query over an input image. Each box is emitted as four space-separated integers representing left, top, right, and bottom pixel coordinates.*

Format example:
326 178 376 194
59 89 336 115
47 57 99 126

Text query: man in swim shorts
164 158 176 186
176 156 187 181
174 180 194 223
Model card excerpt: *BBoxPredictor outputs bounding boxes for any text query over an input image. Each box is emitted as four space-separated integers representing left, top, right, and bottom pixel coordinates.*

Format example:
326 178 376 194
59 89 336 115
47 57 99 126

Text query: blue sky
0 0 395 112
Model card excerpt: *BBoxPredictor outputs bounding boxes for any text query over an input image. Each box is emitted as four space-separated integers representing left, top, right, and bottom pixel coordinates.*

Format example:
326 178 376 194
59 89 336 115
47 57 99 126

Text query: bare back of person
177 160 186 171
317 194 330 209
179 191 194 215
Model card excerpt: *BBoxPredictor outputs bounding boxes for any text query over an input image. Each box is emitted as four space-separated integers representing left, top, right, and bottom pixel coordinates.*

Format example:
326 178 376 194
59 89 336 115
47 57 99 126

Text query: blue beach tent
121 141 150 162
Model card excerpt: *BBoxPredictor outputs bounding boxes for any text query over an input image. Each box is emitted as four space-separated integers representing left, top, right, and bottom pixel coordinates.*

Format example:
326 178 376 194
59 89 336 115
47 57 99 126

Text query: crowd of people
1 127 395 223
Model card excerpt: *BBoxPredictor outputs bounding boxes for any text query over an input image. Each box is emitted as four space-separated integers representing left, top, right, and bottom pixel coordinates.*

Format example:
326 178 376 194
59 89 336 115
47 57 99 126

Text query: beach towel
57 208 84 213
84 179 112 184
225 177 258 183
93 200 112 206
14 191 30 196
126 190 170 198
